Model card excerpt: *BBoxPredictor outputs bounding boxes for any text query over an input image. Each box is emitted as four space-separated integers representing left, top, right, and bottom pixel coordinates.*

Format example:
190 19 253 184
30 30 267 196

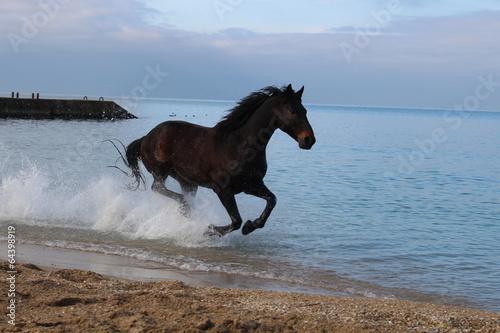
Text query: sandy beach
1 245 499 332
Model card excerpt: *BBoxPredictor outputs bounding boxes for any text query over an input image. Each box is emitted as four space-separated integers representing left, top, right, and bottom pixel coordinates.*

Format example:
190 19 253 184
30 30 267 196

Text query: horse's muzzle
298 131 316 150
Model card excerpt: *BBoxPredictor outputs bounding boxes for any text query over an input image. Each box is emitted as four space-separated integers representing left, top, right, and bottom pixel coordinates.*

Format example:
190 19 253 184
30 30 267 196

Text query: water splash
0 163 227 247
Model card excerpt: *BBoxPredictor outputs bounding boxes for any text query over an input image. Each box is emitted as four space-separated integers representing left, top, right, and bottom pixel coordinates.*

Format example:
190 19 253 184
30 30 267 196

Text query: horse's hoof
204 224 231 237
203 224 220 237
242 220 255 235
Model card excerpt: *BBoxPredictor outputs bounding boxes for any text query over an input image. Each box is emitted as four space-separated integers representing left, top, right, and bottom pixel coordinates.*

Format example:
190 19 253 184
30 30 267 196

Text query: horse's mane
214 85 286 140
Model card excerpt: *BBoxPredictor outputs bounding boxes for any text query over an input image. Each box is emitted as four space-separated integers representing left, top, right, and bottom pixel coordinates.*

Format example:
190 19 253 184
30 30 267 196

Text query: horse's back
141 120 218 184
144 120 211 145
148 120 210 135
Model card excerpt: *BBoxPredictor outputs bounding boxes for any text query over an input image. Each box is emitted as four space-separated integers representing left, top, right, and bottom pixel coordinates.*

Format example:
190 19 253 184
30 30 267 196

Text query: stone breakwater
0 97 137 120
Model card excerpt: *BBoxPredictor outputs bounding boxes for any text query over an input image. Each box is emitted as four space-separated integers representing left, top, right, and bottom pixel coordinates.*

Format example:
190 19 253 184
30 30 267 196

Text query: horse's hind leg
151 174 190 217
178 177 198 217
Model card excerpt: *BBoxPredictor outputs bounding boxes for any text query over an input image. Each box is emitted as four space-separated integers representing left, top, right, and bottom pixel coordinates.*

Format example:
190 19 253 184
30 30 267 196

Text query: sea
0 97 499 312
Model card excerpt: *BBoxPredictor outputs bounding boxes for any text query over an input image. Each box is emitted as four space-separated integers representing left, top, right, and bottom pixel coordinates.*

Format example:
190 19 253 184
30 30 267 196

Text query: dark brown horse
120 84 315 236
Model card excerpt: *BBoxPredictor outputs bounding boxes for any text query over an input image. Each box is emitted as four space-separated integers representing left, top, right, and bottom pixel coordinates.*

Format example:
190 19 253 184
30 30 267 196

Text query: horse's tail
125 137 146 190
106 138 146 190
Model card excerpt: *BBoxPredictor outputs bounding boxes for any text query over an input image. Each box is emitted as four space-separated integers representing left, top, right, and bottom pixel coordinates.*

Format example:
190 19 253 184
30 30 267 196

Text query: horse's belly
171 148 216 188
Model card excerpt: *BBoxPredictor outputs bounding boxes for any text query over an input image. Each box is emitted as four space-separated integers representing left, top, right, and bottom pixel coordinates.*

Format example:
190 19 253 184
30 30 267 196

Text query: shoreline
2 241 497 309
2 261 499 332
1 242 499 331
0 241 352 297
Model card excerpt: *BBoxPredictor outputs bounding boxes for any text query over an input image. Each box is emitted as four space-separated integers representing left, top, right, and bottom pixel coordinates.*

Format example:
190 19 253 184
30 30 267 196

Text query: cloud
1 1 499 110
3 1 498 65
331 10 500 65
0 0 160 52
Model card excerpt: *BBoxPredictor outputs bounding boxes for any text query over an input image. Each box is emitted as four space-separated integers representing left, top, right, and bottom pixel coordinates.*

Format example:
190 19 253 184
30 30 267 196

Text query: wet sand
1 243 499 332
0 242 350 295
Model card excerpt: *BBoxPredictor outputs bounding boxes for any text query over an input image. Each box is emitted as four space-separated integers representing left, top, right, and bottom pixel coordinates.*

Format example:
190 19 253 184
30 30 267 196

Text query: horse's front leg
205 191 242 237
242 183 276 235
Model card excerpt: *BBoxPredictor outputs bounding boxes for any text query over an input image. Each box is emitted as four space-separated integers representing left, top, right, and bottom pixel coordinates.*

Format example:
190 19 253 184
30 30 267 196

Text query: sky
1 0 499 110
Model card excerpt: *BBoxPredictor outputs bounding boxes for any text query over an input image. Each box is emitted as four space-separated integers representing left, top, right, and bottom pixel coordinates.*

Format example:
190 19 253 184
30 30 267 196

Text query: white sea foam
0 164 227 247
0 164 52 220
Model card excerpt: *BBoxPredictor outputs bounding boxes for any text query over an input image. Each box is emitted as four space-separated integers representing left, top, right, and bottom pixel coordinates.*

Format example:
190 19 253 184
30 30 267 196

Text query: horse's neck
237 99 278 148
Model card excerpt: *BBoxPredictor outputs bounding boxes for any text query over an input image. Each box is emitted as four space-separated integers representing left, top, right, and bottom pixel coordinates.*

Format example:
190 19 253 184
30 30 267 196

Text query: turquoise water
1 99 499 312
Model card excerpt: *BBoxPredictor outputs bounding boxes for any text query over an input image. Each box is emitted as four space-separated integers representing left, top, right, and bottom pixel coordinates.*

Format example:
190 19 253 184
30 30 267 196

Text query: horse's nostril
304 136 315 147
299 135 315 149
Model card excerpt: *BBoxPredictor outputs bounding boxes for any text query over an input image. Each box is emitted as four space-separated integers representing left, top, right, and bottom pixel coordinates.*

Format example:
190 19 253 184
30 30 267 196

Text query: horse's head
273 84 316 150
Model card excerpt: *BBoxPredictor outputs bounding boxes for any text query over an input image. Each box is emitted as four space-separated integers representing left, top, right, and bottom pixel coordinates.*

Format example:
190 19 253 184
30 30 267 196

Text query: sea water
0 99 499 312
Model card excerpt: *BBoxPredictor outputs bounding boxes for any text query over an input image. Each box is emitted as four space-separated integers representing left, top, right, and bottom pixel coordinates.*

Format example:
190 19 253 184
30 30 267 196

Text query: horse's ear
285 84 293 96
296 86 304 98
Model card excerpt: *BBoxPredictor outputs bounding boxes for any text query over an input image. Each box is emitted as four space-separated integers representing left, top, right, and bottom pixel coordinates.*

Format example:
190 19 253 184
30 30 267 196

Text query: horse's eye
288 108 295 114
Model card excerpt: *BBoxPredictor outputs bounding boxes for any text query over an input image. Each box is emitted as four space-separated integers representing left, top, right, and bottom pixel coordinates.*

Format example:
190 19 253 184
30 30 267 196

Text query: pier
0 93 137 120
